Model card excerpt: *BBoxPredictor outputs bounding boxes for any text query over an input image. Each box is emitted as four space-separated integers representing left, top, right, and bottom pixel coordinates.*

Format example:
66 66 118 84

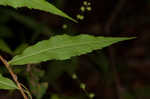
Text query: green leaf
0 0 77 22
9 34 135 65
14 43 29 55
0 39 13 54
0 74 18 90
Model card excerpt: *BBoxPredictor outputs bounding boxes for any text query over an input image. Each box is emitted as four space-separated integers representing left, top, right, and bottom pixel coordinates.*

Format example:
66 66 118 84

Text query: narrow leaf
0 74 18 90
9 34 135 65
0 39 13 54
14 43 29 55
0 0 77 22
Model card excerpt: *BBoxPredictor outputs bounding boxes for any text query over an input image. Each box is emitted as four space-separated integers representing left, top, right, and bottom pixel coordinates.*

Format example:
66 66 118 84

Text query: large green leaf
9 34 134 65
0 0 77 22
0 74 18 90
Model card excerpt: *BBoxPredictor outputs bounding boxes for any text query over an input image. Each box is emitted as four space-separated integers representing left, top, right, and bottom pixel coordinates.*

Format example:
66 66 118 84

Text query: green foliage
14 43 29 55
46 58 78 84
0 8 53 42
0 39 13 54
0 74 18 90
26 67 48 99
9 34 134 65
0 0 76 22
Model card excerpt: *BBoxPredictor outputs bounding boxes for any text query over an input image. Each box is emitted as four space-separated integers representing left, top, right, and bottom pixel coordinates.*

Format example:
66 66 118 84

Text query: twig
105 0 126 34
104 0 127 99
0 56 28 99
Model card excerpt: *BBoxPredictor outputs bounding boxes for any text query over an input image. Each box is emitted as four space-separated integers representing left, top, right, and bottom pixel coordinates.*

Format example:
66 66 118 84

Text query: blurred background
0 0 150 99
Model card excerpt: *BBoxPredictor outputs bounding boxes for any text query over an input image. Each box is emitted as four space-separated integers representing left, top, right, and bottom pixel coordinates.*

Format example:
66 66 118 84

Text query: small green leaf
0 39 12 54
14 43 29 55
0 74 18 90
9 34 135 65
0 0 77 22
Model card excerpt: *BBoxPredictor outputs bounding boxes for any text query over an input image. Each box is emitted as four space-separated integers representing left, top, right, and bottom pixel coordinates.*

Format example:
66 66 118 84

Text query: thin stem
104 0 127 99
0 56 28 99
72 73 94 99
105 0 126 34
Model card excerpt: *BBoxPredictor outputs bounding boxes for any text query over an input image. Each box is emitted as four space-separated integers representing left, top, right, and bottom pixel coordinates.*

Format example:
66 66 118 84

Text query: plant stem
0 56 28 99
104 0 127 99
